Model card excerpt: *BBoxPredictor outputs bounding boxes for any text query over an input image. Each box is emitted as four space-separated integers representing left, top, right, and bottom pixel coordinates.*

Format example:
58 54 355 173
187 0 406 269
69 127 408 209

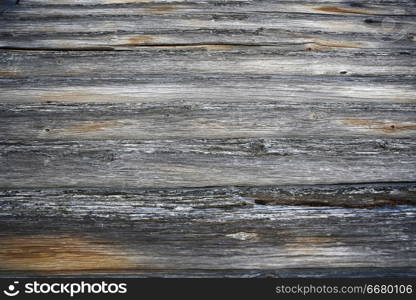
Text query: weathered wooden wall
0 0 415 277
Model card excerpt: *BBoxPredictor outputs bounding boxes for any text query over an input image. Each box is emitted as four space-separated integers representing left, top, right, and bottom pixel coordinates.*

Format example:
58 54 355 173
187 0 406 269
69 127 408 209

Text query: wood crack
0 43 281 52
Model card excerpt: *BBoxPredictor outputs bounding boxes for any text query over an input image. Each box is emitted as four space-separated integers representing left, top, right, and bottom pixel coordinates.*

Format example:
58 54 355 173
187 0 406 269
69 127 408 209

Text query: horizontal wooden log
0 184 415 276
0 0 415 50
1 183 415 212
14 0 416 14
0 138 415 188
1 76 415 106
0 102 415 140
1 48 416 79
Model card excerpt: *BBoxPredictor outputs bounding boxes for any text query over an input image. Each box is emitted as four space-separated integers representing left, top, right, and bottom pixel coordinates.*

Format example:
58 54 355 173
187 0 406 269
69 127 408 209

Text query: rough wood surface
0 184 415 276
1 0 416 50
0 0 415 277
1 138 415 188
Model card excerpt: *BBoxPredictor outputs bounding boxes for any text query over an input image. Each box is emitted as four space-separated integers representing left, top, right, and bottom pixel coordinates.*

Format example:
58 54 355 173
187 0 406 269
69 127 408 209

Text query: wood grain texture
0 138 415 188
1 102 416 139
1 48 416 78
0 0 415 277
1 0 415 50
0 185 415 276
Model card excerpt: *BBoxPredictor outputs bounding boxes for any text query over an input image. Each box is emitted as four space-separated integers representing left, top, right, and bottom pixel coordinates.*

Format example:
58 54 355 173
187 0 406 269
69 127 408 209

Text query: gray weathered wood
1 48 416 78
0 0 415 277
1 102 415 140
0 138 415 188
1 0 415 50
0 185 415 276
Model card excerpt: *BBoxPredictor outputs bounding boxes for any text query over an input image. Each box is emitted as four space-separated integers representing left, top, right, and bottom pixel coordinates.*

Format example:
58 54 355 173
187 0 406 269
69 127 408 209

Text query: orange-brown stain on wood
116 36 237 49
117 36 155 46
65 121 127 134
0 71 20 77
305 39 362 51
150 45 238 50
314 6 376 15
0 235 134 272
144 5 177 14
380 124 416 133
343 120 416 133
344 120 377 126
